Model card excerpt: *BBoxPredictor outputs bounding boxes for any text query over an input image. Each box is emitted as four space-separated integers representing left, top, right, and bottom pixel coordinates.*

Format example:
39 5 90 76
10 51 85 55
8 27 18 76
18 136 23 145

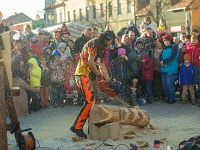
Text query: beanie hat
58 42 66 49
15 55 24 61
162 34 173 42
43 46 52 51
52 49 61 57
118 48 126 56
184 54 191 62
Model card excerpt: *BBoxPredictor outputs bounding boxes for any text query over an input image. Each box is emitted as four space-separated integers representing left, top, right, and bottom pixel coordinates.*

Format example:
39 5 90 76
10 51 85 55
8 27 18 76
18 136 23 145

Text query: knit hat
43 46 52 51
162 34 173 42
52 49 61 56
184 54 191 62
58 42 66 49
15 55 24 61
118 48 126 56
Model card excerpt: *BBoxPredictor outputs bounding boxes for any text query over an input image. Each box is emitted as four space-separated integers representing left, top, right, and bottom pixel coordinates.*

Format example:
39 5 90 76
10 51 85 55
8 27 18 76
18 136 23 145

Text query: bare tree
82 0 116 31
137 0 170 27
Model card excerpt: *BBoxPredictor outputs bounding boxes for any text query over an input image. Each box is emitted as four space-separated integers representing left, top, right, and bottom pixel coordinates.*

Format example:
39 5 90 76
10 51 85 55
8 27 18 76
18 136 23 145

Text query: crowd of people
3 16 200 118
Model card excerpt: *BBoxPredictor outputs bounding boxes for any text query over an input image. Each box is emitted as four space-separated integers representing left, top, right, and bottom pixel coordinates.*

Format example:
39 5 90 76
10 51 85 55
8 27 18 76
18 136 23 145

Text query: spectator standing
192 29 200 43
128 30 137 49
121 34 133 51
24 25 33 41
28 58 42 111
151 38 165 101
74 28 92 54
50 30 65 50
141 17 156 35
31 32 48 58
92 28 99 38
128 37 148 77
141 54 154 103
179 42 187 66
12 40 28 62
160 34 179 104
125 21 140 37
179 54 196 105
180 33 186 43
40 56 51 108
50 49 66 107
63 57 79 105
58 42 67 61
157 19 169 37
187 35 200 68
112 48 129 86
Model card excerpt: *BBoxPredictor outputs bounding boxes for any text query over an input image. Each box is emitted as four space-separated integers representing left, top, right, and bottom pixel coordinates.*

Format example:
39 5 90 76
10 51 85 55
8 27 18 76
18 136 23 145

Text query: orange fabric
74 76 96 129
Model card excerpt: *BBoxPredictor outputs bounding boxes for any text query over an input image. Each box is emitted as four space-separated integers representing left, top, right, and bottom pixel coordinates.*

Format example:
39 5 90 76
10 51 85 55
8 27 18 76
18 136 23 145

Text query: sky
0 0 45 20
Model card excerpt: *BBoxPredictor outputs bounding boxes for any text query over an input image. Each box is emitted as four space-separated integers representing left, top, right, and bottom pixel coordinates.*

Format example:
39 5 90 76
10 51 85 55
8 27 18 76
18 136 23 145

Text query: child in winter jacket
40 56 51 108
28 57 42 111
112 48 129 85
179 54 196 105
187 35 200 68
141 54 154 103
50 49 66 107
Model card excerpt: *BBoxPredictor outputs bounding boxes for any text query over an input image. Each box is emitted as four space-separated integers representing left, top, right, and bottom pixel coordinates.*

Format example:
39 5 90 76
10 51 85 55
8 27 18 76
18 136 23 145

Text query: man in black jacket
74 28 92 54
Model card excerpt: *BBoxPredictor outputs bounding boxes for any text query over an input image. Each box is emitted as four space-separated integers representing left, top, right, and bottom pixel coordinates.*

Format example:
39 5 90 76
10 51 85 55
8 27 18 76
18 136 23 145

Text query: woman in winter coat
159 34 179 104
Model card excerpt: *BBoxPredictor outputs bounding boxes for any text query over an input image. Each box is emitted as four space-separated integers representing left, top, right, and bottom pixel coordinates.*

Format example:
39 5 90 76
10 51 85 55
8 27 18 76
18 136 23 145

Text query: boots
70 126 87 139
192 99 196 105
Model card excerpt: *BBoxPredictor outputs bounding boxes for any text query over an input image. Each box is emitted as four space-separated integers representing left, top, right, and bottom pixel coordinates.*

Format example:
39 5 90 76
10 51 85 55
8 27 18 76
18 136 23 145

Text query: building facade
43 0 200 35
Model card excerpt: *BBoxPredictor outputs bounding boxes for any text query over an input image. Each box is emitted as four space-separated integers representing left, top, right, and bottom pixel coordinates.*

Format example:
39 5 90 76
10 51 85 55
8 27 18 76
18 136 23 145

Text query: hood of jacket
134 38 144 50
28 58 39 68
141 54 151 62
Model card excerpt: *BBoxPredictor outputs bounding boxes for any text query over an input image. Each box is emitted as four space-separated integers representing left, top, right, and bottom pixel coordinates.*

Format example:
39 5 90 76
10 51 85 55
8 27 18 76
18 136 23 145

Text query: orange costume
70 30 114 138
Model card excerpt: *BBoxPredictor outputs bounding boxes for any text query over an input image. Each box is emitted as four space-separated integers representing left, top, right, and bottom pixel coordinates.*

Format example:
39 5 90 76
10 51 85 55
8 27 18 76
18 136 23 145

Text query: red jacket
141 54 154 80
31 43 48 58
187 43 200 67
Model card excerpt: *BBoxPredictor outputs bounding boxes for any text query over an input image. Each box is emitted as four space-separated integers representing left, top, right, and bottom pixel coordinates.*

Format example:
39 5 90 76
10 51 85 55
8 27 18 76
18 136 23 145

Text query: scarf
159 25 166 31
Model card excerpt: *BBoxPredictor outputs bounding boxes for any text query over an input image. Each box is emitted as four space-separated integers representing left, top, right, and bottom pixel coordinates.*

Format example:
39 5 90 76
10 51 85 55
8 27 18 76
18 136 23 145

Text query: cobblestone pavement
7 98 200 150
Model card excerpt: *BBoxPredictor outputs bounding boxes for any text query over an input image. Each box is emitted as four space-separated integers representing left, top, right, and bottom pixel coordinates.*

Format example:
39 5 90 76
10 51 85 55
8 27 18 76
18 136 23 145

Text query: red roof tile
168 0 193 11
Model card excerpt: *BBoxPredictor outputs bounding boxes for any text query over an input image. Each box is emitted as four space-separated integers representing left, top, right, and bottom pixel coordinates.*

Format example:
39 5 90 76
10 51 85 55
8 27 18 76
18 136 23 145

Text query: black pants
153 71 165 99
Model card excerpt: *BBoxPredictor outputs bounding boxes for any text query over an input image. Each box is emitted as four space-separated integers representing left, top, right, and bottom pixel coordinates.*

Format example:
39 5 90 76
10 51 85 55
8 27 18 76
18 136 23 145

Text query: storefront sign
171 26 185 32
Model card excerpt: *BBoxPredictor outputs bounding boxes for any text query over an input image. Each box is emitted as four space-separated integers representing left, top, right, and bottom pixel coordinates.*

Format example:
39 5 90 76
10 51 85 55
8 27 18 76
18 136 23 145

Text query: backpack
178 136 200 150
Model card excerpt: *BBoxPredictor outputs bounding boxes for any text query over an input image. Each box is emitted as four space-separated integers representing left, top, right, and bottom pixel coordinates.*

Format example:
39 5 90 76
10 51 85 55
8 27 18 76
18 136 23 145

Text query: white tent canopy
32 22 89 40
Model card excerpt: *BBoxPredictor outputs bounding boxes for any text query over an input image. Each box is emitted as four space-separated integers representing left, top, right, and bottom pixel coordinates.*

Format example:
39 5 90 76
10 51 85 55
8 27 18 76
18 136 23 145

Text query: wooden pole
0 66 8 150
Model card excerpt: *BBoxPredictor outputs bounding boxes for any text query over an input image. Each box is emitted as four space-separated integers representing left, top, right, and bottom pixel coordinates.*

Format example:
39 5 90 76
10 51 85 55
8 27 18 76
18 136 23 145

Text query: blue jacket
179 63 196 85
160 43 179 73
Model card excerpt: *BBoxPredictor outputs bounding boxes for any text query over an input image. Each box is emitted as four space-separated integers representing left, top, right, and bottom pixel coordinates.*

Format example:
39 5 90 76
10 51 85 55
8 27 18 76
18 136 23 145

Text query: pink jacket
157 26 169 36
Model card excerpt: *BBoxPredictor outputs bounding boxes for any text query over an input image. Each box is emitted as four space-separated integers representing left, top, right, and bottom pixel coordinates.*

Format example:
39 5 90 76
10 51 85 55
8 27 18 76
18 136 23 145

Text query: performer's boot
70 126 87 139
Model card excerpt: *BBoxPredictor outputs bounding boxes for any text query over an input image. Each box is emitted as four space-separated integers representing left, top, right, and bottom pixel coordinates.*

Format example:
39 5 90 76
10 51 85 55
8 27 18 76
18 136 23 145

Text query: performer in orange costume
70 30 115 138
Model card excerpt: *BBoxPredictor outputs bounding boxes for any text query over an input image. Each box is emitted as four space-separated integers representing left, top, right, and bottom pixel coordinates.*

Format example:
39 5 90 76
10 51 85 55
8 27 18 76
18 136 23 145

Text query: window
79 9 82 21
60 12 63 23
73 10 76 22
93 5 96 19
108 2 112 16
117 0 122 14
68 11 70 22
127 0 132 13
46 0 50 7
86 7 89 21
100 3 104 17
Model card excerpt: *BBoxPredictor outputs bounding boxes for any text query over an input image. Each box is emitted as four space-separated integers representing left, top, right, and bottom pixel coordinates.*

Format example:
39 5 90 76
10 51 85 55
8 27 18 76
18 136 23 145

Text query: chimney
14 12 17 16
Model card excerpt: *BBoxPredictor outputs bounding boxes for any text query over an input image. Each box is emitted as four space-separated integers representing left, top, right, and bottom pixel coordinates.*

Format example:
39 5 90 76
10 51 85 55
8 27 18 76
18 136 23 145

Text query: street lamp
36 11 54 21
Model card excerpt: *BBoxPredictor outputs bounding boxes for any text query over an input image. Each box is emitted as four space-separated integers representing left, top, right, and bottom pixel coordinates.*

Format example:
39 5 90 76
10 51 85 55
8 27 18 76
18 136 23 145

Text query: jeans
145 80 153 99
131 92 146 105
161 72 176 101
